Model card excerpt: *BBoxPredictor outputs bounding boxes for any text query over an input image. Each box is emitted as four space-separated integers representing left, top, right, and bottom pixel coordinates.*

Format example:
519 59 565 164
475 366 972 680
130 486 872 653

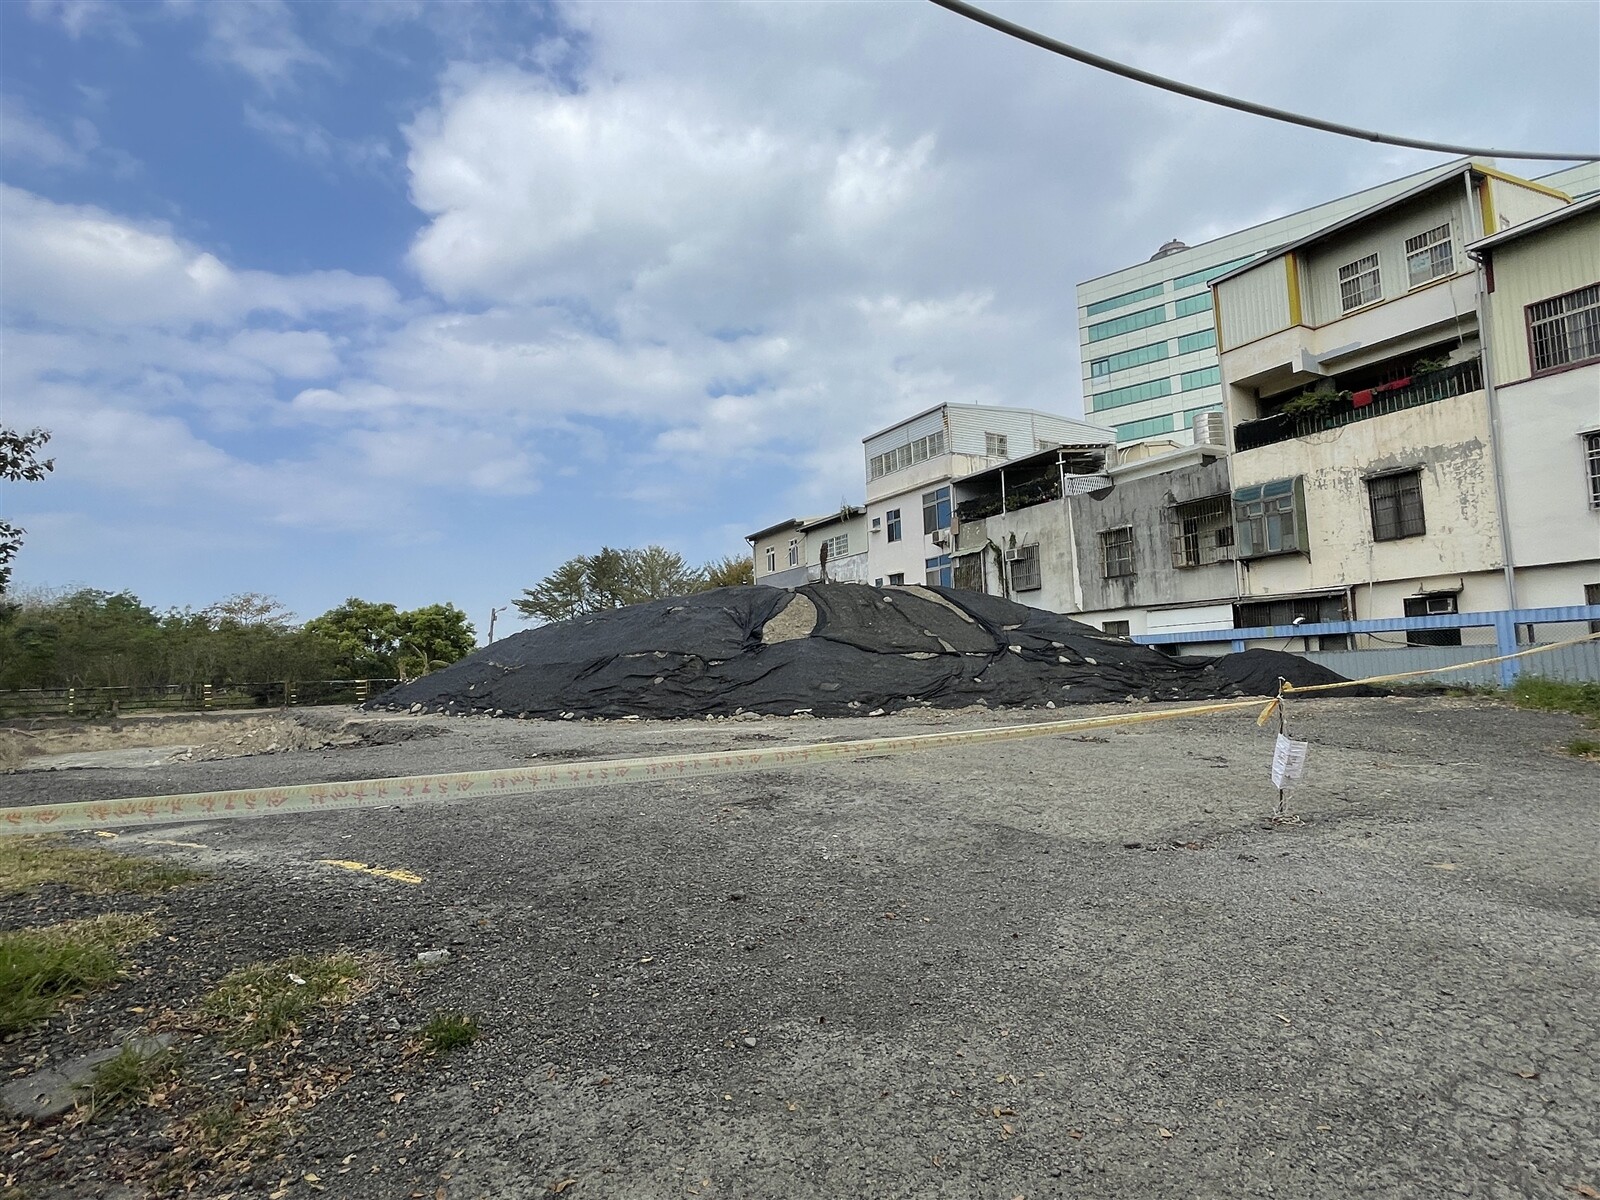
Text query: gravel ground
2 695 1597 1199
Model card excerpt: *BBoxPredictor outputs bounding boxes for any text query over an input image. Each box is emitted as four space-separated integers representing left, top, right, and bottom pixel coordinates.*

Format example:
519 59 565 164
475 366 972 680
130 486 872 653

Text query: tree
395 604 476 680
700 554 755 588
0 427 55 595
515 546 706 625
303 598 405 678
303 598 476 679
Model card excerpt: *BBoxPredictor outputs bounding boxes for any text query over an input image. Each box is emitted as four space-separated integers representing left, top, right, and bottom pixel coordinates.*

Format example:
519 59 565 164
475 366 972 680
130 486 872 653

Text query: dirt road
2 696 1597 1199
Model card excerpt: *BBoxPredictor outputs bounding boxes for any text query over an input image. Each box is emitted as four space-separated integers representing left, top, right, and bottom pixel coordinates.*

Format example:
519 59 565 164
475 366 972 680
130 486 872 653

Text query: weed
1566 737 1600 759
0 836 204 896
201 953 367 1047
1508 676 1600 721
421 1011 480 1054
78 1043 179 1118
0 913 157 1034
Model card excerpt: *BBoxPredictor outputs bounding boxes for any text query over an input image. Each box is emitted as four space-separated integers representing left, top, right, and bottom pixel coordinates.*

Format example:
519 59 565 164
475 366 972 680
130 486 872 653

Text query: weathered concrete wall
1232 392 1503 607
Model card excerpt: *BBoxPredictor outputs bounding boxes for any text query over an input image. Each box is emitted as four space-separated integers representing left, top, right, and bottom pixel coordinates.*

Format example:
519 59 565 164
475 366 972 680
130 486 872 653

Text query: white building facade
862 404 1114 587
1472 198 1600 612
1213 163 1570 644
747 507 870 589
1076 160 1590 452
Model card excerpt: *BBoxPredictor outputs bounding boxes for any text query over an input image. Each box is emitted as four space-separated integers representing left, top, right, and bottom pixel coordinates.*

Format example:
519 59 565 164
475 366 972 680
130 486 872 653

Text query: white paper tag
1271 732 1310 790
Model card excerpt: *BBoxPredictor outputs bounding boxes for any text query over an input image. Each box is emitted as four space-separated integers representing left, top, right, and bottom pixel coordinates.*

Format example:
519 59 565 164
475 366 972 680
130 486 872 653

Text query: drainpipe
1467 172 1520 618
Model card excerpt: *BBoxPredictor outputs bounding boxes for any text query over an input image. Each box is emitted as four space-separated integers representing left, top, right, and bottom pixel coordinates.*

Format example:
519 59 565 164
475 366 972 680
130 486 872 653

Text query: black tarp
370 584 1378 720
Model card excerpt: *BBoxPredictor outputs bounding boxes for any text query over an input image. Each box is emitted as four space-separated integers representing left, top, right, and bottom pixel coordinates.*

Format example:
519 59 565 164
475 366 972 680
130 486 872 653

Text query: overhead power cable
927 0 1600 162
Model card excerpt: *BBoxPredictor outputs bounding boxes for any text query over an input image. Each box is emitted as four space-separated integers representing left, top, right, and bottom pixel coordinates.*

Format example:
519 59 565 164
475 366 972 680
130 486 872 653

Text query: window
1528 283 1600 374
1086 304 1166 343
874 577 883 587
1114 414 1175 442
887 573 905 586
1405 224 1454 288
1085 282 1164 316
787 538 800 568
1089 341 1170 377
985 432 1008 457
922 487 952 535
1404 592 1461 647
886 509 902 543
868 430 946 480
1009 544 1041 591
1235 594 1349 649
1368 470 1426 541
1173 292 1213 317
1101 620 1131 637
1180 366 1221 390
1586 582 1600 634
1177 328 1217 354
1588 432 1600 509
1233 477 1307 557
1173 255 1256 291
924 556 952 587
1167 495 1235 567
765 547 776 573
1100 527 1135 578
822 533 849 559
1338 253 1382 312
1090 377 1173 412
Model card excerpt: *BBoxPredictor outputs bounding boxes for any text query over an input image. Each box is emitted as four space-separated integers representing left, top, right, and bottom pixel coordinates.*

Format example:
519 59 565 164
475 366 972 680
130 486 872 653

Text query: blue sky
4 0 1597 638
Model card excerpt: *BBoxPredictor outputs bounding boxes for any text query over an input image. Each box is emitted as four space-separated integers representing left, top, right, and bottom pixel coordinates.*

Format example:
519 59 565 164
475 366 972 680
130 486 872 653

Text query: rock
0 1035 173 1121
410 703 424 714
741 1036 758 1049
416 949 452 966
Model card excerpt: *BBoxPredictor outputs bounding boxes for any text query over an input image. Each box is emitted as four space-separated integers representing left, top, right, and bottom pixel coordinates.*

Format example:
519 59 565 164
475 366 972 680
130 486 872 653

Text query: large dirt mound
370 585 1376 721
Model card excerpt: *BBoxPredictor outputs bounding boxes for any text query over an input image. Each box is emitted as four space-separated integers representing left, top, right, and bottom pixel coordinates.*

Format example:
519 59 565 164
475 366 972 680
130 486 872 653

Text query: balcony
1233 357 1482 452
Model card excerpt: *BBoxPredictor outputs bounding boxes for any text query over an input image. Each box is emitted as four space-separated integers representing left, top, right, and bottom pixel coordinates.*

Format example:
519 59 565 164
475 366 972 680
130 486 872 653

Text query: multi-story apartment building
1470 196 1600 611
1075 159 1591 452
862 404 1113 587
1212 161 1569 644
747 507 869 588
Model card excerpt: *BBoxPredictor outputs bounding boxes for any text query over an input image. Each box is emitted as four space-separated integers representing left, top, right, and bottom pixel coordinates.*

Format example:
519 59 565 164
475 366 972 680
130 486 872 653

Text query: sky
3 0 1597 638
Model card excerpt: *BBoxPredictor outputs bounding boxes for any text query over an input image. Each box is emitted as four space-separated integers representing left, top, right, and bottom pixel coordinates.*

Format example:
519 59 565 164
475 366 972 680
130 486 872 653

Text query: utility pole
487 606 506 643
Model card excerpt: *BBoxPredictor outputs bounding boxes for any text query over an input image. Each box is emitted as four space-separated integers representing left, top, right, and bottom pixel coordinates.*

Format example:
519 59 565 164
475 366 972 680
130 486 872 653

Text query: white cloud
26 0 137 43
176 0 327 91
0 186 399 328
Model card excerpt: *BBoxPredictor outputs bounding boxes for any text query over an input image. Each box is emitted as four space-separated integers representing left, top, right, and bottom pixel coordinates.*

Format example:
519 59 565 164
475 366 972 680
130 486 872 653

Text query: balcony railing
1233 357 1483 453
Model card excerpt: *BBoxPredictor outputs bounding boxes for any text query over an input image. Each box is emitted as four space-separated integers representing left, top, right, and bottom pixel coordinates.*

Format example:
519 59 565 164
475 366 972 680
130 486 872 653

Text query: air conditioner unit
1004 546 1027 562
931 531 950 547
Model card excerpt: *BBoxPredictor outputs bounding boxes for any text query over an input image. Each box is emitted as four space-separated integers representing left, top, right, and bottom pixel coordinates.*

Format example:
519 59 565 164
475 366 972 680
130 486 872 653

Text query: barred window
1368 470 1426 541
1100 527 1135 578
1101 620 1131 637
1528 284 1600 374
1338 253 1382 312
1585 431 1600 510
868 430 946 480
1009 544 1041 591
1168 494 1236 567
1405 224 1454 288
985 432 1009 457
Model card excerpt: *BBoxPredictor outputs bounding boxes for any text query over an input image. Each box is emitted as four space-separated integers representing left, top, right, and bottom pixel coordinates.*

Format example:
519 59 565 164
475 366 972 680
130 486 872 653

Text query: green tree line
515 546 753 624
0 589 475 691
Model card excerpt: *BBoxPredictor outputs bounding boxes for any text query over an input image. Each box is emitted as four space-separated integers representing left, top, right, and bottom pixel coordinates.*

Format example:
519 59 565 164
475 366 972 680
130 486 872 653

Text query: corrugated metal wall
1486 210 1600 384
1299 191 1470 327
1217 261 1290 348
863 407 946 458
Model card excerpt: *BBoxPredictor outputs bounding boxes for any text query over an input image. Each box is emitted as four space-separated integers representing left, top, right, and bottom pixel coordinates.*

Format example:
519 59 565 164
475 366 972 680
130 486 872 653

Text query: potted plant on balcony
1279 384 1349 417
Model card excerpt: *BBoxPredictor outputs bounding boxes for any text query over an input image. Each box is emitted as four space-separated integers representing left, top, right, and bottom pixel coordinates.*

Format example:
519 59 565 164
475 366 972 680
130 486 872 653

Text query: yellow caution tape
1 695 1275 835
2 630 1593 836
1281 630 1600 694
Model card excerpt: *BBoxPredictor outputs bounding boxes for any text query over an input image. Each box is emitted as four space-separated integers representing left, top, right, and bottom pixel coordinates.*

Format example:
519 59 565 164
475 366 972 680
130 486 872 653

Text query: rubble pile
371 584 1374 720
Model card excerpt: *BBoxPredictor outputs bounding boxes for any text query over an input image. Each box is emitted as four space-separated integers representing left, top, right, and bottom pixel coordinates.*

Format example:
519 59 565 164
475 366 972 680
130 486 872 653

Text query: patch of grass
0 913 158 1034
77 1043 179 1118
1566 737 1600 759
201 953 367 1047
1508 676 1600 721
420 1011 480 1054
0 836 204 896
